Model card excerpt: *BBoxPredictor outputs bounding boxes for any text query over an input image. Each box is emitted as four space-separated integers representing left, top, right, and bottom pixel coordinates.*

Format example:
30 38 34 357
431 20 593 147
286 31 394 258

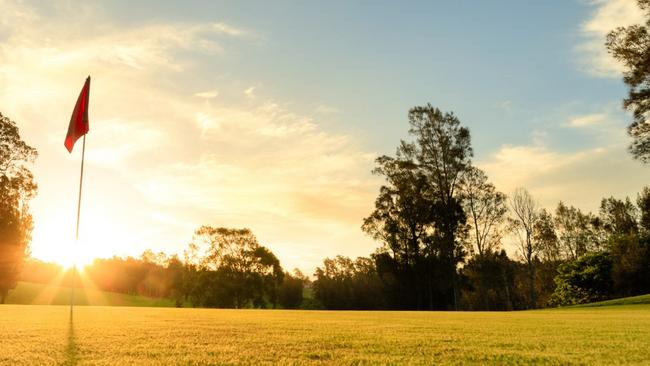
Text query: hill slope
5 281 176 307
571 294 650 308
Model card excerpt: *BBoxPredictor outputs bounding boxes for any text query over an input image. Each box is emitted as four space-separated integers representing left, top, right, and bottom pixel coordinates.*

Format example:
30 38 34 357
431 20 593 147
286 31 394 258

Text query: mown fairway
1 304 649 365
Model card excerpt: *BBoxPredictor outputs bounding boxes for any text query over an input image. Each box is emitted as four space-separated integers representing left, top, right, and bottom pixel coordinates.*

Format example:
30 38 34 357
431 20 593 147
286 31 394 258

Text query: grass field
571 293 650 307
1 301 649 365
5 281 176 307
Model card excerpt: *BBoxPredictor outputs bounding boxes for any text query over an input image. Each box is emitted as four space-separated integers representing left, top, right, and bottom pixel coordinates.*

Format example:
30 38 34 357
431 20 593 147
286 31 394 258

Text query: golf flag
64 76 90 153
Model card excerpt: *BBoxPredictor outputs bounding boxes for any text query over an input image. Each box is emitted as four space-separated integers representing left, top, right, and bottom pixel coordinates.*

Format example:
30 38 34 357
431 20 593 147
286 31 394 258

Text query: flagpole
70 134 86 317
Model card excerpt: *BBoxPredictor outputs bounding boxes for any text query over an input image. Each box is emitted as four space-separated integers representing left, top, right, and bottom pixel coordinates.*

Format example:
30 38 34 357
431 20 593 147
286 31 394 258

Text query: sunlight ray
76 266 109 306
30 268 66 305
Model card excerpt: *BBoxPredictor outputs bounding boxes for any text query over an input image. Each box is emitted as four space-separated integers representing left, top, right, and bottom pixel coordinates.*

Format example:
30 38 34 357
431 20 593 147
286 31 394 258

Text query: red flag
64 76 90 153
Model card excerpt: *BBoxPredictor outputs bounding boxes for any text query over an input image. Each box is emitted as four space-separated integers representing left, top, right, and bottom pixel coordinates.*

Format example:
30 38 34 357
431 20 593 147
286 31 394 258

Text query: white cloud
478 142 650 213
315 104 340 115
577 0 645 78
210 22 247 37
0 0 378 272
194 91 219 99
567 113 607 127
85 119 166 164
244 86 256 99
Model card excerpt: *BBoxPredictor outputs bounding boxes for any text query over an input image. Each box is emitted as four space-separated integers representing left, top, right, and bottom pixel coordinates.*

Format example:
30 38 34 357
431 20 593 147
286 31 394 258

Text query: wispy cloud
194 91 219 99
478 110 650 211
0 0 379 271
576 0 645 78
315 104 340 115
566 113 608 128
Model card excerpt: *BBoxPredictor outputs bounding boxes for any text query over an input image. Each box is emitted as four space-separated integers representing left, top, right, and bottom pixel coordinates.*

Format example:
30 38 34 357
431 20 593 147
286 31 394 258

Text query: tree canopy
606 0 650 163
0 112 37 304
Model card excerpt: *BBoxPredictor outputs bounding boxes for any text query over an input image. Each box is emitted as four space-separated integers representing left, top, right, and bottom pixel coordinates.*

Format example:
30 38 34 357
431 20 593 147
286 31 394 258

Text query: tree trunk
502 269 512 311
0 289 6 304
528 262 536 309
478 260 488 310
428 273 434 310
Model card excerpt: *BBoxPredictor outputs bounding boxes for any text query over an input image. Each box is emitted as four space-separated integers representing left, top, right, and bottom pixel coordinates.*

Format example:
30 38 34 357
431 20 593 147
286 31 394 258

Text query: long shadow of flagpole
61 308 78 366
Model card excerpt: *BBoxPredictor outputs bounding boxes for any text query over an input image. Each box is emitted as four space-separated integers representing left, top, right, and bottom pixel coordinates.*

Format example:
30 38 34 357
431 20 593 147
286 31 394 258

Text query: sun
31 237 97 269
28 207 126 269
52 241 97 269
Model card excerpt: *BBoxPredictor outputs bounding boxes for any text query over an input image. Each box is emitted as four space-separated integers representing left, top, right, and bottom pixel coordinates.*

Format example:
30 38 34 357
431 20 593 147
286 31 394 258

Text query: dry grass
1 304 649 365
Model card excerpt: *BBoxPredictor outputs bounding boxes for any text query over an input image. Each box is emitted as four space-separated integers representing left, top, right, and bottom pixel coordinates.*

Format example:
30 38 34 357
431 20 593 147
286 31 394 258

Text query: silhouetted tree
279 269 304 309
186 226 284 308
363 105 472 310
462 166 507 257
606 0 650 163
19 259 61 284
410 105 472 309
165 255 185 306
534 209 560 263
460 250 515 310
313 256 386 310
639 187 650 234
554 202 602 260
461 166 507 308
254 246 284 308
608 234 650 297
509 188 540 308
0 112 37 304
600 196 639 236
362 148 436 309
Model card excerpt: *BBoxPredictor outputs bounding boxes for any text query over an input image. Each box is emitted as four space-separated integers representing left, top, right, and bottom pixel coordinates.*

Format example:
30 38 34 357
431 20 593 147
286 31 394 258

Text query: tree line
20 229 309 309
311 104 650 310
2 104 650 310
2 1 650 307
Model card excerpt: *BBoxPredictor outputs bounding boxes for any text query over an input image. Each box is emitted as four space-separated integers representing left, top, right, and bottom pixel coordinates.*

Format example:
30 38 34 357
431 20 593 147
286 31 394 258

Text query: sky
1 0 649 272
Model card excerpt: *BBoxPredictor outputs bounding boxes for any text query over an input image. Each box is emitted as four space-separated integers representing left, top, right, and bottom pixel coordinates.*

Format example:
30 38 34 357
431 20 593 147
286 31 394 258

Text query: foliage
608 234 650 297
637 186 650 233
605 0 650 163
313 255 385 310
0 112 37 304
462 166 508 257
460 250 515 310
508 188 540 308
84 253 182 299
362 104 471 310
599 196 639 236
534 209 560 262
184 226 284 308
278 269 305 309
549 252 614 306
554 202 603 260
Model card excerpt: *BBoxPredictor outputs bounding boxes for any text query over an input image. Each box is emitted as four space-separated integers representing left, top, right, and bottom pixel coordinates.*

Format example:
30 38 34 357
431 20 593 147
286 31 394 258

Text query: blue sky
2 0 649 271
100 0 624 154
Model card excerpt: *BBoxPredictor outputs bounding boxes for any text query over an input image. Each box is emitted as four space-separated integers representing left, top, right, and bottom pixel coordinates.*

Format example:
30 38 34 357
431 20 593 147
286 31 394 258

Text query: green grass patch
5 281 176 307
569 294 650 308
0 303 649 365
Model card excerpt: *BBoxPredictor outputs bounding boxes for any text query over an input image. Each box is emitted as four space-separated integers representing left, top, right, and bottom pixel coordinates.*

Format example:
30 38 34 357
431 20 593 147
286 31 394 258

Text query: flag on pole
64 76 90 153
65 76 91 316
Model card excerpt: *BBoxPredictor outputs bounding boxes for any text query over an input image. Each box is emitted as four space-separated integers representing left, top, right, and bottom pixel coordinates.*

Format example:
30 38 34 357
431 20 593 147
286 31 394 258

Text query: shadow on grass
60 310 78 366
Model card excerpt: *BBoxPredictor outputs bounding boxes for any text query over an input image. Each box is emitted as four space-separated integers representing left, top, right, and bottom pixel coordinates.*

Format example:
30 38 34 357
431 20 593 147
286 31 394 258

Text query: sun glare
29 207 126 269
34 238 97 270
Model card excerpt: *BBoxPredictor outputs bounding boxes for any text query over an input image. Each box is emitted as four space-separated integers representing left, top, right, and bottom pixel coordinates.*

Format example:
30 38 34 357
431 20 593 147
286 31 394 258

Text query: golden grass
0 304 649 365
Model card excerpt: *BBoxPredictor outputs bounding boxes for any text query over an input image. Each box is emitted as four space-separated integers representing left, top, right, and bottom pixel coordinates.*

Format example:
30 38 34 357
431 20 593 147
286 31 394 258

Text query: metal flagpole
70 134 86 318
